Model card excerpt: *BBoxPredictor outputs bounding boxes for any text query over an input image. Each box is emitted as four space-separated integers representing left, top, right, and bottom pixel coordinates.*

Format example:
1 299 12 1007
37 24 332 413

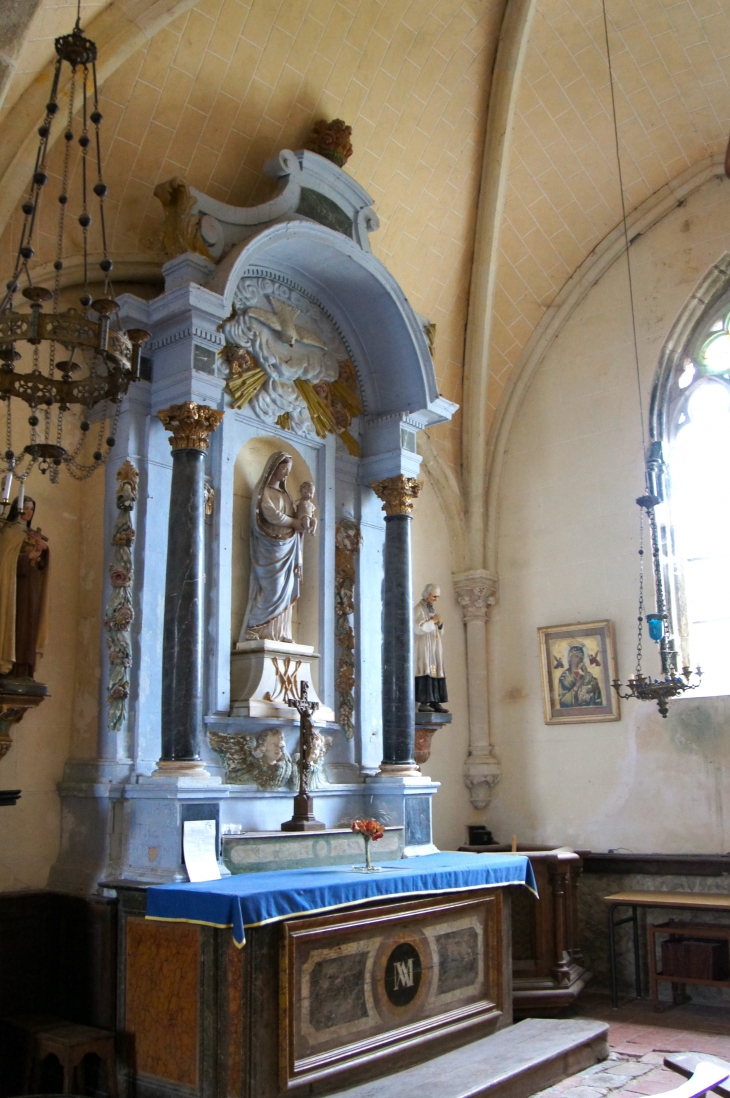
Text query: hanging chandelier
612 491 701 718
0 8 148 509
599 1 701 718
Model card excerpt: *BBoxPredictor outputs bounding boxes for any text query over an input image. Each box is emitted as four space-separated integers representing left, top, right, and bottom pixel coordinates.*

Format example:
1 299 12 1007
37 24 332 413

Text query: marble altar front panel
279 890 504 1091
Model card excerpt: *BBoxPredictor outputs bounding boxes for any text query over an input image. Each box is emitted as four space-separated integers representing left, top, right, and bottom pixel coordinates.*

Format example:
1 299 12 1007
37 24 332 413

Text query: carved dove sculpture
246 296 327 349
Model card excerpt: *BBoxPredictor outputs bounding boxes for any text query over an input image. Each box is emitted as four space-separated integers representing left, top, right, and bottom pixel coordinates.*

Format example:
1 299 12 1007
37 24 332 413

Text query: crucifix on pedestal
281 680 326 831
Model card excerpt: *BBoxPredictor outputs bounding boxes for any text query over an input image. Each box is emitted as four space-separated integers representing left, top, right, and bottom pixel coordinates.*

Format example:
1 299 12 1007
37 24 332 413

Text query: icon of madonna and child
538 620 619 724
240 450 317 644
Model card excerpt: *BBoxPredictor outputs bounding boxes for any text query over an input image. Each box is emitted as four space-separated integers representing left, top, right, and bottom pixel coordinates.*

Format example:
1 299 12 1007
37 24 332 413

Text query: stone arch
483 155 725 576
209 220 449 426
650 252 730 442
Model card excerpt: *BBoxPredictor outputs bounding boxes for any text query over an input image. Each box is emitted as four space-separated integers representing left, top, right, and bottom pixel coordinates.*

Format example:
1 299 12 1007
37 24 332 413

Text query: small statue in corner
414 583 449 714
0 496 50 683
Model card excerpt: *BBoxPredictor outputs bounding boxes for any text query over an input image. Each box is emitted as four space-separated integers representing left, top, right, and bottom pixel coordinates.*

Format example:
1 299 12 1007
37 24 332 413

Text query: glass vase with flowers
351 818 385 871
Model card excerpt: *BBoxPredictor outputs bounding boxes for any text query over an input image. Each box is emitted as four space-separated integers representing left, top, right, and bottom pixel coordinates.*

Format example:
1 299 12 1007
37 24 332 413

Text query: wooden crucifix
281 680 326 832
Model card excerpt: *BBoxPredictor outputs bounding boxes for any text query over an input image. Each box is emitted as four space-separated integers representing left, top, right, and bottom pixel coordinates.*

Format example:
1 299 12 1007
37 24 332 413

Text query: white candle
1 472 12 505
16 481 25 510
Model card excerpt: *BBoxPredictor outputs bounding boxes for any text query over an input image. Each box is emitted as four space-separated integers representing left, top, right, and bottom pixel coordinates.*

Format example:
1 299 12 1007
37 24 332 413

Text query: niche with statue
229 436 330 722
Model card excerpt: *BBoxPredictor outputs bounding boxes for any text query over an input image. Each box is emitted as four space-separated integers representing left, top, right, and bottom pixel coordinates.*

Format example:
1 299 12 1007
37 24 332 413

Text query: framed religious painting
538 620 620 725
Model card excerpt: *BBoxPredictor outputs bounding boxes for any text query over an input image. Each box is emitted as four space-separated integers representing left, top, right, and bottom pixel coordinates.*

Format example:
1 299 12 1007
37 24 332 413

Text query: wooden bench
603 891 730 1007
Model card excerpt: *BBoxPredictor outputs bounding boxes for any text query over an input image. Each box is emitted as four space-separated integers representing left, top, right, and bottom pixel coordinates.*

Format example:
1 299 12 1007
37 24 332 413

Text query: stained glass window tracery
665 306 730 696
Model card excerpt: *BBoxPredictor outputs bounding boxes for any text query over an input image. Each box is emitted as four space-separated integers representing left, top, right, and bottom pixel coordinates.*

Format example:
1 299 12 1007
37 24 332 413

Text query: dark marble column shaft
371 474 421 771
157 402 223 769
161 447 206 762
381 512 415 765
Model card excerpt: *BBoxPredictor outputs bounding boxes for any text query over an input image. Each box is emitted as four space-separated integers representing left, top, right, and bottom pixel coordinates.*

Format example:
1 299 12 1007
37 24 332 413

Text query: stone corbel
0 689 46 760
452 569 501 810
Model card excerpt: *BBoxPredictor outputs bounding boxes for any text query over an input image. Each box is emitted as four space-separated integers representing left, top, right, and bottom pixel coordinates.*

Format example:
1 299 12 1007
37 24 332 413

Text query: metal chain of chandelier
597 0 701 717
0 13 148 506
612 488 701 718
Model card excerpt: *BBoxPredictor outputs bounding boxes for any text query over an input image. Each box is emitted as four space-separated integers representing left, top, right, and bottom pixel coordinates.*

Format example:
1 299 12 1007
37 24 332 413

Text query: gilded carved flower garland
335 519 362 740
105 461 138 732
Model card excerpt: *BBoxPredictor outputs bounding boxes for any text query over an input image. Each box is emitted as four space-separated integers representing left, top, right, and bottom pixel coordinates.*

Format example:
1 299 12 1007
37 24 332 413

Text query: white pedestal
230 640 335 721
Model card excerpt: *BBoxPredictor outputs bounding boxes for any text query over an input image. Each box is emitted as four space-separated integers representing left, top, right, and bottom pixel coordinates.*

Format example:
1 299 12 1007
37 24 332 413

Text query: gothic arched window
656 289 730 697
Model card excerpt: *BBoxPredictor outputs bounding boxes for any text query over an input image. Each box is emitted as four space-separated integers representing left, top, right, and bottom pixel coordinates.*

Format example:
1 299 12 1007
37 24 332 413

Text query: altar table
112 854 535 1098
146 851 537 945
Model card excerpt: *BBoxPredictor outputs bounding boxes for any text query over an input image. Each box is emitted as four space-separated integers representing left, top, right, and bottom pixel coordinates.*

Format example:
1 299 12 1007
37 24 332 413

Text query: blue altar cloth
146 851 537 946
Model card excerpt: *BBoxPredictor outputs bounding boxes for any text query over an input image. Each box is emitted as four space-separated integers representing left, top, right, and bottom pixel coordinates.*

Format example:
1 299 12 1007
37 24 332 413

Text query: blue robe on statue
241 451 302 642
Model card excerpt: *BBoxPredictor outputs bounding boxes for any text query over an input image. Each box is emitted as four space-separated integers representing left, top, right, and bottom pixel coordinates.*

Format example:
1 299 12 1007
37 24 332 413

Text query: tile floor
536 994 730 1098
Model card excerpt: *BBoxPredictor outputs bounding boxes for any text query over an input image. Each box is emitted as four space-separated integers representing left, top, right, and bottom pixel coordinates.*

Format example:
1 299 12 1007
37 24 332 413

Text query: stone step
329 1017 609 1098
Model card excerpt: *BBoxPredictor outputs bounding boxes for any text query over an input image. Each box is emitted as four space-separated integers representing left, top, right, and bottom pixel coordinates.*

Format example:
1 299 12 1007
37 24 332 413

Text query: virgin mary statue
240 451 305 643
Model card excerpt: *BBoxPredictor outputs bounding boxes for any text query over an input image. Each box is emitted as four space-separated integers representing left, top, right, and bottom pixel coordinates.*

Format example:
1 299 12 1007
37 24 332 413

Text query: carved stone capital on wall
463 748 502 810
452 569 498 622
158 402 224 452
371 475 421 516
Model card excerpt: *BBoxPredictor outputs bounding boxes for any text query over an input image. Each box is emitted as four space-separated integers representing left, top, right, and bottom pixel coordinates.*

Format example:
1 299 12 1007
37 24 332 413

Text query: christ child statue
295 481 317 535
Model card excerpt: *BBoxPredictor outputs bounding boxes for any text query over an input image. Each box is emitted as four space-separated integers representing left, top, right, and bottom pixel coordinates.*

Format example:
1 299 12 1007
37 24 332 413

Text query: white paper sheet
183 819 221 883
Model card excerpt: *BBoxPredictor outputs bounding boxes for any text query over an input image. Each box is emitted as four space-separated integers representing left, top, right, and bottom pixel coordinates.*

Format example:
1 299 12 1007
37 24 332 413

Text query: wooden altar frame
279 891 504 1090
111 882 512 1098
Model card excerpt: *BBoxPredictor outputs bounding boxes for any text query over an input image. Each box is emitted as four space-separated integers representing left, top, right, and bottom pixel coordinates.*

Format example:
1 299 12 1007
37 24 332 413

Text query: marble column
371 475 421 775
154 402 223 779
452 570 501 809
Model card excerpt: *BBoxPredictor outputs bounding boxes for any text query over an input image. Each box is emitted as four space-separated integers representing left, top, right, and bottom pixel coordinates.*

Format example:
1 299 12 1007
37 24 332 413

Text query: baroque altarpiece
50 142 457 890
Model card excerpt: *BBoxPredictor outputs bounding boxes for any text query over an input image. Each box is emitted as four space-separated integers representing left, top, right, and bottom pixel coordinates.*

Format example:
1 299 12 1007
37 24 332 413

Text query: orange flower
351 818 384 841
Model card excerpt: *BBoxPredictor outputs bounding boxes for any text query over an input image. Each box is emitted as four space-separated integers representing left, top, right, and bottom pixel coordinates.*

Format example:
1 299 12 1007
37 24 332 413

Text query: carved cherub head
208 728 293 790
254 728 286 766
299 480 315 501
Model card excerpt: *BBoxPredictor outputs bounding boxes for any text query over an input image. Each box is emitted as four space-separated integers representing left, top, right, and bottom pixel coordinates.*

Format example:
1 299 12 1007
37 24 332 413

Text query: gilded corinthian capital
371 475 421 516
157 402 224 452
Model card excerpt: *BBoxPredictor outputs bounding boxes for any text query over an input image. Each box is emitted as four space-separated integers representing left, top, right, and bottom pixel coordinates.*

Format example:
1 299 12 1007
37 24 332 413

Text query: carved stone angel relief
220 278 361 455
209 726 332 791
209 728 293 790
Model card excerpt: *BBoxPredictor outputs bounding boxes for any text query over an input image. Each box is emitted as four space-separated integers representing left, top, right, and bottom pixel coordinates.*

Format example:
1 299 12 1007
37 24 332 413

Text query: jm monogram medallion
383 941 423 1006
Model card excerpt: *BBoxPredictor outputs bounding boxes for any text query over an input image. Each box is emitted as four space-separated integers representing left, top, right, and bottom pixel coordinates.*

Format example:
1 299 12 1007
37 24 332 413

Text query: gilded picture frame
538 620 620 725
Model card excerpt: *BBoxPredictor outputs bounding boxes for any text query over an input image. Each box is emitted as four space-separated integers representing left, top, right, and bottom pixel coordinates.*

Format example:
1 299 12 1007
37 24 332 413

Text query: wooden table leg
649 922 660 1010
609 903 643 1007
608 904 619 1008
106 1045 119 1098
632 905 642 998
62 1053 75 1095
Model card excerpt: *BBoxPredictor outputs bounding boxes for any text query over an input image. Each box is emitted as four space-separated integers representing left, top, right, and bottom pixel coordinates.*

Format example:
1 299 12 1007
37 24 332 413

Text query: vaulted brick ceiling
490 0 730 428
1 0 729 474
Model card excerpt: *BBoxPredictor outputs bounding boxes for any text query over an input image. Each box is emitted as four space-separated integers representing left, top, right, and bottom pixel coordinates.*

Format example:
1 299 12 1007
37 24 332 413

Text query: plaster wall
0 426 104 890
486 173 730 855
0 272 112 891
